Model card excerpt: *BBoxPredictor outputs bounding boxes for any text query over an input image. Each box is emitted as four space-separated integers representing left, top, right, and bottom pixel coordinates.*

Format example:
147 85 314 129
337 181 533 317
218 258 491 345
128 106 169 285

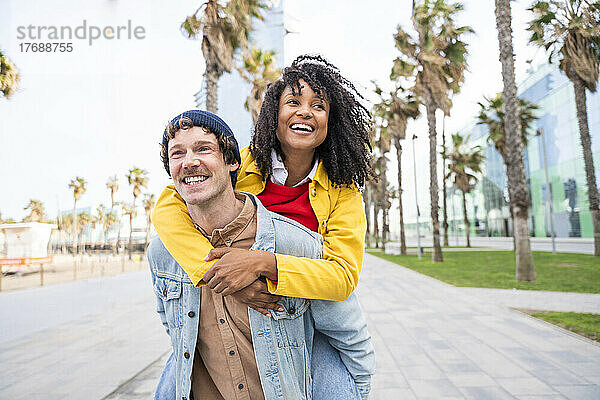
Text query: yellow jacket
151 147 366 300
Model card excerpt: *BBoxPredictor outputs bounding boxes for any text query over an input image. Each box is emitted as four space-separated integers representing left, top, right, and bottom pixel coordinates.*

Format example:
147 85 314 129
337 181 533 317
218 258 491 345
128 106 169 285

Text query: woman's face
276 79 330 159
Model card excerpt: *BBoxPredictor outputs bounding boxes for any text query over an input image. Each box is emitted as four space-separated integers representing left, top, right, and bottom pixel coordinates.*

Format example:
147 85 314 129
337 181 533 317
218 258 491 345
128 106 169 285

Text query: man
148 110 374 400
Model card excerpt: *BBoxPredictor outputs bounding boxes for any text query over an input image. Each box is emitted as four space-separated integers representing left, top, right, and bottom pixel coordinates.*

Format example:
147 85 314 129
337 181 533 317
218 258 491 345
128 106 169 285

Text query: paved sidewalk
460 287 600 314
104 254 599 400
0 271 170 400
361 254 600 399
2 255 599 399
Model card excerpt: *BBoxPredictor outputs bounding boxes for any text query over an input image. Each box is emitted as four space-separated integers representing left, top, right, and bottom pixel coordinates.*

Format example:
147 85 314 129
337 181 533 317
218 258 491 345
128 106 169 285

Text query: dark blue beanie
162 110 241 165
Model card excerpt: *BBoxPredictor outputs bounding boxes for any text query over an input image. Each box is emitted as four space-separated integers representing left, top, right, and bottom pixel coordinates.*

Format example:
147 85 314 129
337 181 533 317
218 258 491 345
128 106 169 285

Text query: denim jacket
148 193 374 400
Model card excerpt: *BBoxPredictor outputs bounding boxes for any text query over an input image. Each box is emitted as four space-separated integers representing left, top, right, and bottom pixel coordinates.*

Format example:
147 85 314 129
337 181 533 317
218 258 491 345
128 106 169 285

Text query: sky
0 0 545 224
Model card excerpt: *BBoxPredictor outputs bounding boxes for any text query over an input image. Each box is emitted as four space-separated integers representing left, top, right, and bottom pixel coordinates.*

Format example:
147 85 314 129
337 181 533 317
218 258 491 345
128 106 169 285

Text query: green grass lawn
529 312 600 342
368 249 600 293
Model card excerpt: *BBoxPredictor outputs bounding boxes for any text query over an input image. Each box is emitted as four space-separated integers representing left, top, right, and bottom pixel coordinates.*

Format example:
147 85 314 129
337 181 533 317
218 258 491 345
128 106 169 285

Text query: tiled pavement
0 272 170 400
1 254 599 399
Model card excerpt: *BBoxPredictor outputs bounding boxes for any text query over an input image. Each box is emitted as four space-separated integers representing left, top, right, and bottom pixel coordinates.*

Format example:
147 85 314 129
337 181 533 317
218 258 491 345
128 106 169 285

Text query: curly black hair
249 54 374 187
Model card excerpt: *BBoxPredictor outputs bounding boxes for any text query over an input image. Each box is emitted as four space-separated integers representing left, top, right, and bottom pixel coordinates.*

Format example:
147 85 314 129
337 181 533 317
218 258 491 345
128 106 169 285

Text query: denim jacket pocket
270 298 310 349
270 297 309 321
154 276 183 328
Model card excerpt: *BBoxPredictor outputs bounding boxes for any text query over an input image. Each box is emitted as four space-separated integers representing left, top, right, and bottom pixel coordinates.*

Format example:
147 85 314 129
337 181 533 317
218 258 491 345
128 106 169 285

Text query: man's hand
230 279 283 317
202 248 277 296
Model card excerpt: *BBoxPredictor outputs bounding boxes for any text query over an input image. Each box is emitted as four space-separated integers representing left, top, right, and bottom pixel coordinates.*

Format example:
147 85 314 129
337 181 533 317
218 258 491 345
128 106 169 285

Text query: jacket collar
243 192 276 253
246 155 330 192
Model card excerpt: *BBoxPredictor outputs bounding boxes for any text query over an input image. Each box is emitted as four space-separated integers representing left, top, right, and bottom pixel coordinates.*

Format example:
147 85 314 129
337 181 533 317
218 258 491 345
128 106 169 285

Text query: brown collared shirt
191 192 264 400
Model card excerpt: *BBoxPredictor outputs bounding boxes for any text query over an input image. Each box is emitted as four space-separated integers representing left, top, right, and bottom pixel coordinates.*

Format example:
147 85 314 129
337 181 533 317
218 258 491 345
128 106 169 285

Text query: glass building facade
454 62 600 238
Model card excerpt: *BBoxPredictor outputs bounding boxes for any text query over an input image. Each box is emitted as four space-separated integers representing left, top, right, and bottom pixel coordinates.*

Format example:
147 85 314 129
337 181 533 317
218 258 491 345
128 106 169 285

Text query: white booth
0 222 56 289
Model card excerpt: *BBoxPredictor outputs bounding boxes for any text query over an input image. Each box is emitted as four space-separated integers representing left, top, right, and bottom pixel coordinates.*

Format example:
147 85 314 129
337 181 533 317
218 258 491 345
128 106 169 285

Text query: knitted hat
162 110 241 165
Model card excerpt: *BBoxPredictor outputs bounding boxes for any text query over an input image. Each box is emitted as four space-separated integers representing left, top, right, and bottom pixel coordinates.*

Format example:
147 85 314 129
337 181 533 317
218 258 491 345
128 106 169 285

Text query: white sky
0 0 544 222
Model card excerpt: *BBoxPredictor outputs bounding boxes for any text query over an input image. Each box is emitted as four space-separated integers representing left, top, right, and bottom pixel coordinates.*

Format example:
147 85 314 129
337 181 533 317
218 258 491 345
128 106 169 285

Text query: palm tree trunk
205 64 219 114
462 190 471 247
144 216 150 251
379 158 388 252
394 137 407 255
442 120 449 247
364 185 372 248
115 214 121 256
129 199 135 260
495 0 535 281
72 200 77 257
572 75 600 257
424 95 443 262
373 188 380 248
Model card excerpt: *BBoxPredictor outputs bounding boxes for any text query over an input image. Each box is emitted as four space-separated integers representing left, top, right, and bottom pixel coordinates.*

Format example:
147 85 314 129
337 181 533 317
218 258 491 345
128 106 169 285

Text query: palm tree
23 200 45 222
391 0 472 262
121 202 134 262
237 47 281 124
370 179 381 248
77 211 91 256
106 175 121 254
143 193 156 251
126 167 148 260
478 93 539 250
446 134 484 247
440 116 450 246
68 177 87 256
477 93 539 161
375 85 421 255
376 126 392 252
0 50 20 99
104 211 118 244
495 0 536 281
95 205 106 251
106 175 119 210
58 213 73 253
181 0 267 113
527 0 600 256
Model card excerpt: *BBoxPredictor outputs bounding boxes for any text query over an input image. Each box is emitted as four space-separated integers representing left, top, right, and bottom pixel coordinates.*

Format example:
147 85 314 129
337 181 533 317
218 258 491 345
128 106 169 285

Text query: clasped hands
202 247 282 317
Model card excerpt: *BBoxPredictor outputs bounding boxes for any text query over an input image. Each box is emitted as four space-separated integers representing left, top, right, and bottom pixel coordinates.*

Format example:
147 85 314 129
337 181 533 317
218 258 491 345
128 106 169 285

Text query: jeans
311 330 362 400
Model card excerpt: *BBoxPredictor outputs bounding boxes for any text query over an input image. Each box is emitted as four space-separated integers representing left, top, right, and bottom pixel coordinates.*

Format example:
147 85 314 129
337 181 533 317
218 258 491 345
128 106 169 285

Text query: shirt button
288 307 296 315
238 384 244 390
188 311 195 318
322 220 327 228
219 318 225 324
182 397 187 400
184 352 190 359
311 188 317 196
225 238 231 243
229 350 235 356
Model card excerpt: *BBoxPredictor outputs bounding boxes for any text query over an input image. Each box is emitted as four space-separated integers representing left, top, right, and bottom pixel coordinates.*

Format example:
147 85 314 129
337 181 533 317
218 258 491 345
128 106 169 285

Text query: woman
152 54 373 305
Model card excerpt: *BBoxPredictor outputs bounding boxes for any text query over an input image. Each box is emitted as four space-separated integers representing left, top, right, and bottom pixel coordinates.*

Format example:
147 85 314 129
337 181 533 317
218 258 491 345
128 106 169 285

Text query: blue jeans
311 330 361 400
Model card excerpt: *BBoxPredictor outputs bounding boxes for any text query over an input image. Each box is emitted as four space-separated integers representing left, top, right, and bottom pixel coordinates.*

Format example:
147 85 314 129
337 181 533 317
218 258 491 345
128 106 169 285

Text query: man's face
168 126 238 207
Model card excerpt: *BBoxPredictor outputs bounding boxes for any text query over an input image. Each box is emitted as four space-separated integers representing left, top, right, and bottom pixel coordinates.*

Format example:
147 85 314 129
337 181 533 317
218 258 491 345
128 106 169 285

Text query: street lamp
412 134 422 259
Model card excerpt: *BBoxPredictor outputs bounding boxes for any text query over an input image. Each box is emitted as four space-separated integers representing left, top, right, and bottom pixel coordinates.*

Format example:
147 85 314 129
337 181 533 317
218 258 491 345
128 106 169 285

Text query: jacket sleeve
268 185 366 300
151 184 217 286
152 183 366 300
147 248 170 336
310 293 375 398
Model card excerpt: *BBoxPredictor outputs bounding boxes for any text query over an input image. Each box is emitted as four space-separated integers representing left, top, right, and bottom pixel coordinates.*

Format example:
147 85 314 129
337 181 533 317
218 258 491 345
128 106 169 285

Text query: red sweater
257 180 319 232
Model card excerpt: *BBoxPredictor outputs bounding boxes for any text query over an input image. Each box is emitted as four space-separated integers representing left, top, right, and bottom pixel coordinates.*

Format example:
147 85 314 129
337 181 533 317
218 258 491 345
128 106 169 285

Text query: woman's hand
202 248 278 296
229 279 283 317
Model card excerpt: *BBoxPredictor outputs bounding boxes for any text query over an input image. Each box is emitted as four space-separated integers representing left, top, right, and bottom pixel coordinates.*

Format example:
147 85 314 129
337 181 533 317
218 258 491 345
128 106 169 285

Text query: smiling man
148 109 374 400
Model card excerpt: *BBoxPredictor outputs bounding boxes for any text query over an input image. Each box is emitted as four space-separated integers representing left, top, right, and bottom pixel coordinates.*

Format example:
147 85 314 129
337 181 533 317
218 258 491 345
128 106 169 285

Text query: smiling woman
152 54 374 304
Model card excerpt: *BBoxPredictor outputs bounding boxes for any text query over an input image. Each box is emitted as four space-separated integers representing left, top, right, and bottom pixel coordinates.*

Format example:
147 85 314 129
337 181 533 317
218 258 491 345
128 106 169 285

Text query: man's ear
228 161 239 172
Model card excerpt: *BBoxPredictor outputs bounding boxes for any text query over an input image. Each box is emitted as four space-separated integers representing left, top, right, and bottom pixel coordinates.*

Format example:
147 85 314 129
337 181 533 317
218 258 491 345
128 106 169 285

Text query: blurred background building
441 62 600 239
